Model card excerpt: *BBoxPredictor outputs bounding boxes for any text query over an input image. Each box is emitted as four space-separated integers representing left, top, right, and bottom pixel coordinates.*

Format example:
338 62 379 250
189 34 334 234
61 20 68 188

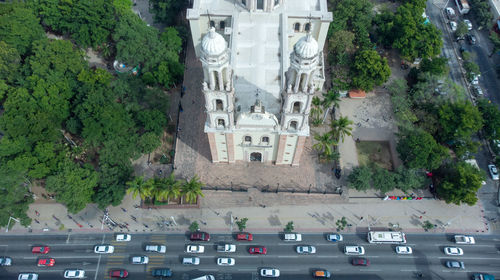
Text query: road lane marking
237 268 255 272
22 256 98 259
361 269 381 272
277 256 298 258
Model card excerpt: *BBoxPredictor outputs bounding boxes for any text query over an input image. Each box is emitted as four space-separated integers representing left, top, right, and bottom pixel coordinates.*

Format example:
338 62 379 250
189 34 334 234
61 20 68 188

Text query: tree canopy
397 128 448 170
437 162 485 206
351 50 391 91
437 101 483 143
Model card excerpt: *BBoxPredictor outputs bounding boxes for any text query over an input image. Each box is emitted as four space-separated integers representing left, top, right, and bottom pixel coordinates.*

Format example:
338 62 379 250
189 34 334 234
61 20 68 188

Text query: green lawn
356 141 393 170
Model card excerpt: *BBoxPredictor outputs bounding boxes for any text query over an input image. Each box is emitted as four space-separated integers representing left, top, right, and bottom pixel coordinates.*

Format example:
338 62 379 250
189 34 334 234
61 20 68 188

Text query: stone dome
294 33 319 59
201 27 227 56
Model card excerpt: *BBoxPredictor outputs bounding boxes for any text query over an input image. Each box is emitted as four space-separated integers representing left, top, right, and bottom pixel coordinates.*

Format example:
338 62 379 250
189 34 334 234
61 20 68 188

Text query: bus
367 231 407 244
454 0 470 14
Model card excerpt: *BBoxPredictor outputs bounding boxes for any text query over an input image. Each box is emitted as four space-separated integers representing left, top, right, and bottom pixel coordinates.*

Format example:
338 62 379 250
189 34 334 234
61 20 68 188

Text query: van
344 245 365 255
283 233 302 241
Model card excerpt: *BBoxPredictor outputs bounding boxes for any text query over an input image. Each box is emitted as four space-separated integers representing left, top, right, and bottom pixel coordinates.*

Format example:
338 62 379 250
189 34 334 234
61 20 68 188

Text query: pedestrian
360 217 364 221
423 211 426 214
121 207 127 212
35 210 40 216
419 216 422 219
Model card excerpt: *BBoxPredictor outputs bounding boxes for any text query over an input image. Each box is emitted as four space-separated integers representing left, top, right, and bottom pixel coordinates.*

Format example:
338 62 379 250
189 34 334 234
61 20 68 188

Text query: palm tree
126 176 153 201
329 116 353 143
310 96 324 127
181 175 204 204
321 90 341 124
312 133 337 157
154 173 182 202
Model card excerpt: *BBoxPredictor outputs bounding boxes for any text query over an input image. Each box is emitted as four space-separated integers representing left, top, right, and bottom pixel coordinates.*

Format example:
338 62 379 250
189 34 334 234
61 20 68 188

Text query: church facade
187 0 332 166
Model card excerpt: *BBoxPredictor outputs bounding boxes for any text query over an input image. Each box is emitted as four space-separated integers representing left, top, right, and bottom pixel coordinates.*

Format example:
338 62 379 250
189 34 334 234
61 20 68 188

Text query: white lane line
401 269 417 272
277 256 299 258
94 234 105 280
237 268 255 272
361 269 381 272
315 255 339 258
441 270 468 273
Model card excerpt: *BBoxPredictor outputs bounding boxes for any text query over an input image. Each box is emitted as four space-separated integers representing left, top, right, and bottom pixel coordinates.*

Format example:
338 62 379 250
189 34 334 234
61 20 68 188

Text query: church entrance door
250 152 262 162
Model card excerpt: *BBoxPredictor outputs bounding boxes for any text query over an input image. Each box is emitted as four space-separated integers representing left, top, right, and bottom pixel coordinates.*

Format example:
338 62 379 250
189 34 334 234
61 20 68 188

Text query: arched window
216 99 223 111
304 23 311 32
294 23 300 32
217 119 225 128
244 136 252 144
210 21 215 28
292 102 301 113
220 21 225 30
262 136 270 144
257 0 264 9
289 121 298 130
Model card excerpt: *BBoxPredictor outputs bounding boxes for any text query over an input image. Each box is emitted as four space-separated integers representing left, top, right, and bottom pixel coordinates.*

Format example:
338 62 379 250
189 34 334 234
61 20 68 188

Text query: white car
182 257 200 265
217 257 235 266
395 246 413 255
94 245 114 254
296 245 316 254
464 19 472 30
18 274 38 280
145 244 166 253
488 164 499 180
449 21 457 31
444 247 464 255
344 245 365 255
471 74 480 85
260 268 280 278
115 234 131 242
131 255 149 264
186 245 205 253
445 7 455 19
326 233 343 242
64 270 85 279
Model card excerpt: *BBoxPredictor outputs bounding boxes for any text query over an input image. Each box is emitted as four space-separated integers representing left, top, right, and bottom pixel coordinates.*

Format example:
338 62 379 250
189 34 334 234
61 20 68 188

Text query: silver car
296 245 316 254
260 268 280 278
0 256 12 266
131 255 149 264
488 164 499 180
145 244 166 253
18 274 38 280
63 269 85 279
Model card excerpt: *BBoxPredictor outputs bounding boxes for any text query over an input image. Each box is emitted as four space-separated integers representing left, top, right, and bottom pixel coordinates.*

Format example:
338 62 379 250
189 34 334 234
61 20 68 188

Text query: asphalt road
0 233 499 280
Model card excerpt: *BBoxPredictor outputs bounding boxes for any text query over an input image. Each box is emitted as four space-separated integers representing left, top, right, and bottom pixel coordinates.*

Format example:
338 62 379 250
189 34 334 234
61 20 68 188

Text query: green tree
137 109 167 135
328 30 355 65
189 221 200 232
388 79 418 125
394 166 426 193
469 0 493 30
396 128 448 170
284 221 294 232
419 57 449 77
327 0 374 49
138 132 161 154
489 33 500 57
312 133 336 158
236 217 248 232
336 216 347 231
372 166 397 194
437 162 485 206
455 21 469 38
181 176 204 204
347 166 372 191
329 116 353 143
154 173 182 202
310 96 324 127
149 0 188 26
322 90 341 111
0 41 21 85
93 163 131 208
477 99 500 140
0 167 33 227
352 50 391 91
422 220 434 231
437 100 483 143
126 176 153 200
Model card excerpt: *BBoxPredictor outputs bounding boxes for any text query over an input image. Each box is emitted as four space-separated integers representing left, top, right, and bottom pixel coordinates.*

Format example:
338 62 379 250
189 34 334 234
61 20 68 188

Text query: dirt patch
356 141 394 170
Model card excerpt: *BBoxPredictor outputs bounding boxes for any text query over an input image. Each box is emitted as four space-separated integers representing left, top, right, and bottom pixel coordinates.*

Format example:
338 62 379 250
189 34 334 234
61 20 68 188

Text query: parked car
190 232 210 241
454 235 475 244
182 257 200 265
217 257 235 266
467 33 477 44
352 258 370 266
145 244 166 253
186 245 205 253
63 269 85 279
131 256 149 264
296 245 316 254
94 245 114 254
488 164 499 180
115 234 131 242
260 268 280 278
109 269 128 278
445 260 465 269
449 21 457 31
0 256 12 266
464 19 473 30
472 85 483 96
152 268 172 277
444 247 463 256
312 269 331 278
326 233 343 242
236 232 253 241
37 258 55 267
31 246 50 254
249 246 267 255
283 233 302 241
18 274 38 280
445 7 456 20
395 246 413 255
470 74 480 85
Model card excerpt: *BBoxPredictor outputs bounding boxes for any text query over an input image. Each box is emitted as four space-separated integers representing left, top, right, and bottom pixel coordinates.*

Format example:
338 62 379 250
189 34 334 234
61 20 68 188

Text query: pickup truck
217 244 236 253
454 235 475 244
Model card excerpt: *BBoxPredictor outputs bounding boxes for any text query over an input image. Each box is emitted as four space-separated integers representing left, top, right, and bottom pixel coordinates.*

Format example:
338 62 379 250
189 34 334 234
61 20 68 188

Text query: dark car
466 34 476 45
0 256 12 266
352 258 370 266
190 232 210 241
236 233 253 241
152 268 172 277
32 246 50 254
110 269 129 278
249 246 267 255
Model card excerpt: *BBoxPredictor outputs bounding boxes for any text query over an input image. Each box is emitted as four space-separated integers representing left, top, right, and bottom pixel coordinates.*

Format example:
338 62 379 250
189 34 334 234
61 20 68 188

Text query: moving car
296 245 316 254
145 244 166 253
31 246 50 254
352 258 370 266
190 232 210 241
236 232 253 241
109 269 128 278
191 275 215 280
115 234 131 242
344 245 365 255
216 244 236 253
37 258 55 267
94 245 114 254
217 257 235 266
249 246 267 255
449 21 457 31
186 245 205 253
151 268 172 277
464 19 473 30
467 34 477 44
488 164 499 180
64 269 85 279
395 246 413 255
472 273 495 280
283 233 302 241
18 274 38 280
313 269 331 278
0 256 12 266
131 256 149 264
326 233 343 242
260 268 280 278
182 257 200 265
444 247 463 256
445 260 465 269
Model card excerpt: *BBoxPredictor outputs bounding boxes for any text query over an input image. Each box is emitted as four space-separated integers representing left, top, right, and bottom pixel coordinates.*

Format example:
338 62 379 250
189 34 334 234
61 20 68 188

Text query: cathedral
187 0 332 166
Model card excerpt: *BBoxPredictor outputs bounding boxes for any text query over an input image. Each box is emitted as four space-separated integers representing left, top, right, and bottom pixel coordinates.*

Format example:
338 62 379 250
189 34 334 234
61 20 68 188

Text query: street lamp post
6 216 20 233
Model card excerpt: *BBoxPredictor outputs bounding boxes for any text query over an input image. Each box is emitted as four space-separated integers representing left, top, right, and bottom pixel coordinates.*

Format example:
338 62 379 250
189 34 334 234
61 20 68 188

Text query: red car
37 258 55 267
236 233 253 241
190 232 210 241
352 258 370 266
110 269 129 278
249 246 267 255
32 246 50 254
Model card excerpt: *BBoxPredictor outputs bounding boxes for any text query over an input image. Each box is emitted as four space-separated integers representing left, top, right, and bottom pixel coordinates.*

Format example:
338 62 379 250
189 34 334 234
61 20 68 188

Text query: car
31 246 50 254
352 258 370 266
63 269 85 279
37 258 55 267
115 234 131 242
326 233 343 242
312 269 331 278
18 274 38 280
260 268 280 278
190 232 210 241
296 245 316 254
445 260 465 269
467 34 477 44
344 245 365 255
109 269 128 278
283 233 302 241
472 273 495 280
444 247 463 255
488 164 499 180
131 256 149 264
472 85 483 96
152 268 172 277
454 235 475 244
445 7 456 19
449 21 457 31
191 275 215 280
217 257 235 266
236 232 253 241
0 256 12 266
145 244 166 253
94 245 114 254
182 257 200 265
470 74 480 85
186 244 205 253
249 246 267 255
456 35 465 42
395 246 413 255
464 19 473 30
